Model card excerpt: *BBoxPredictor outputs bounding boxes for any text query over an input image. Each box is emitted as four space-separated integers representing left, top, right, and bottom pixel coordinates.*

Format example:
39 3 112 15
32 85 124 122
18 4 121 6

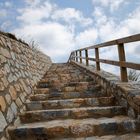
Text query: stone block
0 47 11 58
1 76 9 88
11 51 16 60
71 124 93 137
19 94 25 103
0 82 4 91
14 83 21 92
128 106 136 119
0 69 4 78
8 74 14 83
0 111 7 133
64 87 75 92
9 86 17 100
0 96 6 112
10 102 18 117
6 107 14 123
0 55 7 64
5 94 12 105
15 98 23 108
4 64 10 74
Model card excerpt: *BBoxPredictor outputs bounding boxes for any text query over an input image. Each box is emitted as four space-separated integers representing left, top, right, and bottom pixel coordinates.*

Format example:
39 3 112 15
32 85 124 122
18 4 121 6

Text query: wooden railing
69 34 140 82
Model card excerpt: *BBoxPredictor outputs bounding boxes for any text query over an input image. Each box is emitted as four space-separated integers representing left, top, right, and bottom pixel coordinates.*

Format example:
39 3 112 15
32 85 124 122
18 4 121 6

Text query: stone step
62 82 97 91
51 133 140 140
29 91 107 101
19 106 126 123
8 116 140 139
63 84 99 92
34 88 50 94
25 96 115 111
37 81 95 89
37 82 50 88
34 84 100 95
41 75 93 81
65 81 95 86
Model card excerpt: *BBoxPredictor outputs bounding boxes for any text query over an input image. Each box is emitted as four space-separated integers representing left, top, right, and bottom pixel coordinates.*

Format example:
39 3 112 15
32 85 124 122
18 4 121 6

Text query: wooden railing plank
69 34 140 82
73 56 140 70
75 34 140 52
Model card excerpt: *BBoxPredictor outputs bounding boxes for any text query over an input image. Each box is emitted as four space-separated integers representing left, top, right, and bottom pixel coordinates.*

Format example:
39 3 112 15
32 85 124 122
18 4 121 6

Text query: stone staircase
8 63 140 140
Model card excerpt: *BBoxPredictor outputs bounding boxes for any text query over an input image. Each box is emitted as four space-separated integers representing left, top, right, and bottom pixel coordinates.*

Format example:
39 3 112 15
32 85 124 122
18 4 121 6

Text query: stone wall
71 61 140 120
0 33 52 137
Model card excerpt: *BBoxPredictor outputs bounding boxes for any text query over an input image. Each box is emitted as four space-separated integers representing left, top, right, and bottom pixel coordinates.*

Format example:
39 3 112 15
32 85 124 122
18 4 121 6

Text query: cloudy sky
0 0 140 73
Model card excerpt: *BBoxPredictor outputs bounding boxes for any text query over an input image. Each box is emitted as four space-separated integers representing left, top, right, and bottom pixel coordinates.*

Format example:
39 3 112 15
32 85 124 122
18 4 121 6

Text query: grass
0 30 28 46
128 69 140 82
0 30 40 52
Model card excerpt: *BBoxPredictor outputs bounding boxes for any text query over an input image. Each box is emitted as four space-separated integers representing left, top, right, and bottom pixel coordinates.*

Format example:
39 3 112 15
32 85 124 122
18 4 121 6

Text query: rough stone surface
5 94 12 105
71 61 140 119
0 55 7 64
0 47 11 58
0 96 6 112
4 64 10 74
0 33 52 138
0 82 4 91
9 86 17 100
10 102 18 117
15 98 22 108
7 73 14 83
1 76 9 88
8 63 140 139
6 107 14 123
128 106 136 119
0 111 7 133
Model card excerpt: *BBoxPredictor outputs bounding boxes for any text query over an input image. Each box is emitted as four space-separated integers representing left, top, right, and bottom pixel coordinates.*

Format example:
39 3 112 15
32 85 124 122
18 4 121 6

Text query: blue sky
0 0 140 74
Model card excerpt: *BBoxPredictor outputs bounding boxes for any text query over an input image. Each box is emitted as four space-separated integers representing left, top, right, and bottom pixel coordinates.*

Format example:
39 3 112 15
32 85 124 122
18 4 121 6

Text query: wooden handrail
69 34 140 82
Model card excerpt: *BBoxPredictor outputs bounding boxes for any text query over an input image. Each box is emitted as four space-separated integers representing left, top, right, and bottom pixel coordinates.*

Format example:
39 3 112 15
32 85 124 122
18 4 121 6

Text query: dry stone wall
71 61 140 120
0 33 52 137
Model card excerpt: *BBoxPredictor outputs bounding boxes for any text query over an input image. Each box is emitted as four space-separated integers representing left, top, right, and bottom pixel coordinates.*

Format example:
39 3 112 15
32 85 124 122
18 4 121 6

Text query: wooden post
118 43 128 82
76 51 78 62
85 49 89 66
72 52 74 61
73 52 76 61
95 48 100 71
79 50 82 63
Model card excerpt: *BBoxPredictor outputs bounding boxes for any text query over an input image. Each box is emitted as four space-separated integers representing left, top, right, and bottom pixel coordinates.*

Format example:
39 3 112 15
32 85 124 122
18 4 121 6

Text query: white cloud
17 1 53 24
91 4 140 74
52 8 93 27
13 22 75 62
5 1 12 8
93 5 140 42
75 28 98 48
17 1 92 27
11 0 140 66
92 0 125 12
92 7 107 26
14 0 95 62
